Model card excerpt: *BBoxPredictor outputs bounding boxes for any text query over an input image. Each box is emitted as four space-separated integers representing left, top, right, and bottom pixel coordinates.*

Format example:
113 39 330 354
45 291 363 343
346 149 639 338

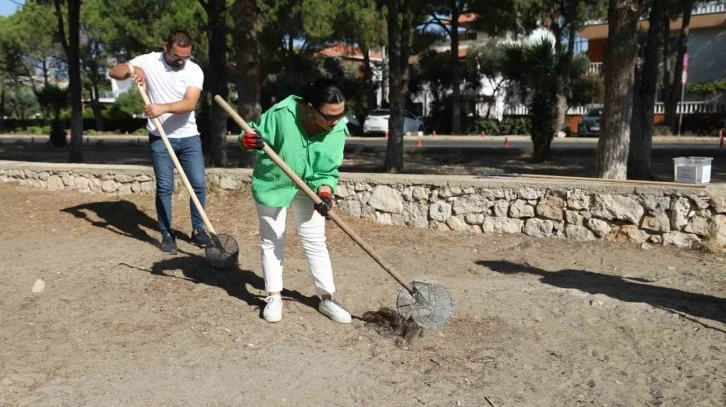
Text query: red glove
314 191 333 217
240 130 264 150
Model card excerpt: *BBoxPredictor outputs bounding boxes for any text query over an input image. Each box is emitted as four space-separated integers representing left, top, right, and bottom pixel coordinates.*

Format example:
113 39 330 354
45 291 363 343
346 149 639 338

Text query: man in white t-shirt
109 30 212 254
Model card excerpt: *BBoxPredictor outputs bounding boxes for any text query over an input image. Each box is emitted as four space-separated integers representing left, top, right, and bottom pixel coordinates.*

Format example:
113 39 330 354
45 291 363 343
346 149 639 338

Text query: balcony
588 62 603 76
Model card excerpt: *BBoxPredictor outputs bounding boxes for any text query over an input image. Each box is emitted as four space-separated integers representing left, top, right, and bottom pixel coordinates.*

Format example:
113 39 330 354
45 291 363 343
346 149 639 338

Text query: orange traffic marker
481 131 485 138
432 130 436 137
416 136 423 147
504 137 509 147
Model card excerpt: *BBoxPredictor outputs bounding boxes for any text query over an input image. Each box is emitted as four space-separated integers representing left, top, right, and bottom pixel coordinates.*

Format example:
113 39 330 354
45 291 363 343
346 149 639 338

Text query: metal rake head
396 281 454 330
205 233 239 268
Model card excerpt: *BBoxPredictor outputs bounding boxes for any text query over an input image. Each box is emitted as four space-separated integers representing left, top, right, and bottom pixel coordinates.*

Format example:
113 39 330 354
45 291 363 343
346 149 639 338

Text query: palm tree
501 38 559 163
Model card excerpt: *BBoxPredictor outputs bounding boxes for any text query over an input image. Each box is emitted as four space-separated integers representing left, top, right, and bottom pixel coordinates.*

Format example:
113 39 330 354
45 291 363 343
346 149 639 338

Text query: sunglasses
315 107 347 123
167 50 191 62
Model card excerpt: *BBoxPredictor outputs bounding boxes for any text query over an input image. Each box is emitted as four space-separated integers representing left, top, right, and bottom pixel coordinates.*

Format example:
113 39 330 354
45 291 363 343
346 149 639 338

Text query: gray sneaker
161 233 178 255
192 228 214 248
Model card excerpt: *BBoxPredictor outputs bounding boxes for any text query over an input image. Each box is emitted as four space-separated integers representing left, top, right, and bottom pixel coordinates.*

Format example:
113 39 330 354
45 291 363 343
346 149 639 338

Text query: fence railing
588 62 603 76
504 101 726 116
585 0 725 24
694 1 726 14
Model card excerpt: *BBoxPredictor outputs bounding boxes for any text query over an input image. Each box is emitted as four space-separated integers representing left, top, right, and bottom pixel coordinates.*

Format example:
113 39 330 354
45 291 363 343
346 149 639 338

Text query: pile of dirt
361 307 423 347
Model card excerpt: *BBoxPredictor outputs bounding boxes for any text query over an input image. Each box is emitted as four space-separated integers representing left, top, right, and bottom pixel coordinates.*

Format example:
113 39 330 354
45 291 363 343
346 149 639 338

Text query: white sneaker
318 298 352 324
263 295 282 323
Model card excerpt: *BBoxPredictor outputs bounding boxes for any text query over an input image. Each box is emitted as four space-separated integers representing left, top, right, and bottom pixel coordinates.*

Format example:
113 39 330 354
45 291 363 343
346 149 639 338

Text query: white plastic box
673 157 712 184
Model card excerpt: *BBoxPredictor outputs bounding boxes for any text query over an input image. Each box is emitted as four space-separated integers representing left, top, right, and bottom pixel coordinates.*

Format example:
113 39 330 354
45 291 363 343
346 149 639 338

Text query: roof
458 13 479 24
579 11 726 39
316 44 383 61
441 12 480 27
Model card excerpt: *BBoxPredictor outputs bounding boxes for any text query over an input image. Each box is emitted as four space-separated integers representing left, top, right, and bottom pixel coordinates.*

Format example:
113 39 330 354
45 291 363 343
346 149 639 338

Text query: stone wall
2 161 725 249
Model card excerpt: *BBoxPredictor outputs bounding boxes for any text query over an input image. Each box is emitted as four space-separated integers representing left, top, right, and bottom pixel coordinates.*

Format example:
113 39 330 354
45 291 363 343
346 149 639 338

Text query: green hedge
1 118 147 134
1 118 243 135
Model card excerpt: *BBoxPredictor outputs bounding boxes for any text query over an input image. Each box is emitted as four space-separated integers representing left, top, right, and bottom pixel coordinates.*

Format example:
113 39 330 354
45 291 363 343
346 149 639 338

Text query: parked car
362 109 424 136
344 112 362 136
577 107 602 137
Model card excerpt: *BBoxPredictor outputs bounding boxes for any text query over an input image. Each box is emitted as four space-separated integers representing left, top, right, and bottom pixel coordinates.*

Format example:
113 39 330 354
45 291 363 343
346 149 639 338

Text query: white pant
255 190 336 296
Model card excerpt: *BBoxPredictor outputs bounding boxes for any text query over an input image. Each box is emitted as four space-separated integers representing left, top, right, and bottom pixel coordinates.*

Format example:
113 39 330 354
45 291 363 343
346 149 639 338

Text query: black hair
166 30 193 47
301 78 345 109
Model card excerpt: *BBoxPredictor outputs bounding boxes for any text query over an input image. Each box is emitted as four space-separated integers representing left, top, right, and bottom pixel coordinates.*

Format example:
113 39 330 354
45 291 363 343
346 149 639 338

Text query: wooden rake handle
213 95 415 293
128 64 217 235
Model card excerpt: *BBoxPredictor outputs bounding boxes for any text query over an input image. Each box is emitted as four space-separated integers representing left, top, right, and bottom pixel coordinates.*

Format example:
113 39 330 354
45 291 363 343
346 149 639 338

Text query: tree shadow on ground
478 260 726 333
61 200 192 247
120 254 319 315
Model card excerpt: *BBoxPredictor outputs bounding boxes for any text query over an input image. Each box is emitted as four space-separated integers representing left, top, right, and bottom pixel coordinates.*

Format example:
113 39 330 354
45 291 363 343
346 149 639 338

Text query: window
585 108 602 117
573 38 589 55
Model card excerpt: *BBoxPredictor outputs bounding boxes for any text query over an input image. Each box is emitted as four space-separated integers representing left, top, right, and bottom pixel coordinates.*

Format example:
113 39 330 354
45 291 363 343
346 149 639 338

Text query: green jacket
244 95 348 207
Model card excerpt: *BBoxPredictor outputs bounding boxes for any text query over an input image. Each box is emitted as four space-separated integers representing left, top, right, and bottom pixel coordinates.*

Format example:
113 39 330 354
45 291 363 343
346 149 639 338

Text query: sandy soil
1 183 726 406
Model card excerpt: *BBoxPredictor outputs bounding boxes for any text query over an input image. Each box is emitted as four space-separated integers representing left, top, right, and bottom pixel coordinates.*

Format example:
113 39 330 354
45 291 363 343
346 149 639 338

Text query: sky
0 0 23 17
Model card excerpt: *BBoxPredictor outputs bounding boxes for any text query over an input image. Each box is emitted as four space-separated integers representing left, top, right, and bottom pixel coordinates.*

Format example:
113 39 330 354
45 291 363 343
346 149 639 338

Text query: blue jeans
149 134 206 236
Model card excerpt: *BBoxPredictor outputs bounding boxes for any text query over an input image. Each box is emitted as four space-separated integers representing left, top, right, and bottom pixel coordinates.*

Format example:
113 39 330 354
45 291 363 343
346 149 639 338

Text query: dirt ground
1 182 726 407
2 138 725 182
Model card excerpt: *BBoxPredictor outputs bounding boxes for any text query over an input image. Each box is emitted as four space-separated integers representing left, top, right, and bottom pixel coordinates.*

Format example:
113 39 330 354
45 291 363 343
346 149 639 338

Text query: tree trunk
0 86 5 133
42 59 49 86
88 58 105 132
381 46 389 107
530 87 557 163
664 0 692 129
532 137 553 163
596 0 642 179
288 32 294 74
53 0 83 162
208 0 229 167
90 84 104 132
661 12 671 104
385 0 408 173
552 20 569 139
85 50 105 132
628 0 665 180
233 0 259 168
629 61 645 173
450 3 462 134
361 42 377 113
559 23 577 138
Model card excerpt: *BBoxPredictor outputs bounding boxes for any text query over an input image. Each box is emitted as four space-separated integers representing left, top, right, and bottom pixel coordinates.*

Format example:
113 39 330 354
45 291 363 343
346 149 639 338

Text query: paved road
1 134 723 152
345 137 724 151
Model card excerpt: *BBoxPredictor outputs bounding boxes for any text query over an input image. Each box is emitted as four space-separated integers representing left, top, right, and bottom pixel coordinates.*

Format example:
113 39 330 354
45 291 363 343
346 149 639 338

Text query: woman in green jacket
240 78 351 324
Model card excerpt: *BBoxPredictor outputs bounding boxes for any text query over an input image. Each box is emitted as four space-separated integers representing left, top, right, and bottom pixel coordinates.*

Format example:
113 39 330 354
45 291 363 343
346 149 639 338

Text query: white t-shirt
129 52 204 138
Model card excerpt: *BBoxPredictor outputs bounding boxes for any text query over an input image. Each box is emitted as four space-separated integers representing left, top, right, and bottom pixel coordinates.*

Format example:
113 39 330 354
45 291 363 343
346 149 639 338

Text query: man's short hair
166 30 193 47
